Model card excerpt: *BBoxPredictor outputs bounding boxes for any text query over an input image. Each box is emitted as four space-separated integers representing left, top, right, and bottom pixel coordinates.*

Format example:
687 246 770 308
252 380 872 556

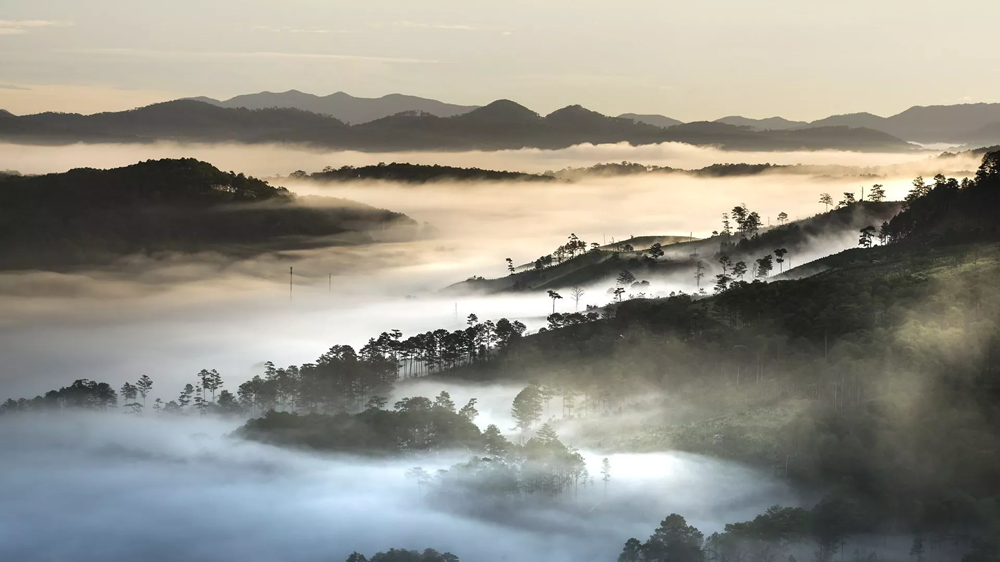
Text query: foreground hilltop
0 158 418 271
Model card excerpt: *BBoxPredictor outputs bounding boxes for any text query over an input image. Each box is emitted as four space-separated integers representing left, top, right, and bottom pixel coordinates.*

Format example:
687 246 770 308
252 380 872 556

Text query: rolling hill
0 158 418 270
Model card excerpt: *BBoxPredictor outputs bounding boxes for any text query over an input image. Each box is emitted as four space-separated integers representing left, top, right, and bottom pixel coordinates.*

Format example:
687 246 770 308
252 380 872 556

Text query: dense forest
289 162 556 183
0 158 418 270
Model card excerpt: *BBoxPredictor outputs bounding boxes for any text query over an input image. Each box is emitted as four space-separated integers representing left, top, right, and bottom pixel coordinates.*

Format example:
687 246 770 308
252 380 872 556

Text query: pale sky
1 0 998 120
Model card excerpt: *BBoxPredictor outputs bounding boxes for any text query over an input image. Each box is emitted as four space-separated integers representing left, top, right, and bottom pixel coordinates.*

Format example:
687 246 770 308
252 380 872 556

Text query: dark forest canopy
0 158 418 270
0 99 916 152
290 162 557 184
288 161 871 186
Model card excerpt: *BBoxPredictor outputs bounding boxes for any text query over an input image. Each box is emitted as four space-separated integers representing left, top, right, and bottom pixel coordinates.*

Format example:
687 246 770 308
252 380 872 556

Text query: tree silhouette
647 243 664 260
406 467 431 498
777 211 788 225
839 192 857 208
613 287 626 303
694 260 706 288
506 257 515 275
135 375 153 413
756 254 774 279
547 290 563 314
868 184 886 202
120 382 139 414
643 514 705 562
859 226 876 248
732 261 747 281
819 193 834 211
774 248 788 273
569 286 586 311
458 398 479 421
511 384 543 432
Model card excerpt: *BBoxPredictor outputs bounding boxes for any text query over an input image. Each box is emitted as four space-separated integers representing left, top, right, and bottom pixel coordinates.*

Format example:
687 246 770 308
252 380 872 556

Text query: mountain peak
458 100 540 123
618 113 683 128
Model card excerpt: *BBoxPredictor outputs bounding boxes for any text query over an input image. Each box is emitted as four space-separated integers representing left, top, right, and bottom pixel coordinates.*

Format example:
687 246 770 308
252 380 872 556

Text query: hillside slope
0 158 417 270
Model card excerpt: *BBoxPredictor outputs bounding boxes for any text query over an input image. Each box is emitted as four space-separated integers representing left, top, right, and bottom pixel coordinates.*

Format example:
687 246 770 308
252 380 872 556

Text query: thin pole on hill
328 274 331 293
289 267 293 301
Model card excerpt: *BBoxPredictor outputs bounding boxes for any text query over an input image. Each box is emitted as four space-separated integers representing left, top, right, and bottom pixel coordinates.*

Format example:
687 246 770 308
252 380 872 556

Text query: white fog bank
0 413 802 562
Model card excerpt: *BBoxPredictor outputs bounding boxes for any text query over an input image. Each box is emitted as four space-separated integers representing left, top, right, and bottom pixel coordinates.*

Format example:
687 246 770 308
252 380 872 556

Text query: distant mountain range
176 90 1000 145
0 99 916 152
187 90 479 124
7 89 996 147
625 103 1000 145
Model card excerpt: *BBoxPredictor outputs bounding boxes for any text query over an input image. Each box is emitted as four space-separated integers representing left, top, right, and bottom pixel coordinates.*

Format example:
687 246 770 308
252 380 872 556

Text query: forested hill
291 162 556 184
0 99 916 153
0 158 418 270
445 201 900 295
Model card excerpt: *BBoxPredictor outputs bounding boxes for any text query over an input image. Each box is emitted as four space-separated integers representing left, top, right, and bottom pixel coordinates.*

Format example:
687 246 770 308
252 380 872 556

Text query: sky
1 0 999 121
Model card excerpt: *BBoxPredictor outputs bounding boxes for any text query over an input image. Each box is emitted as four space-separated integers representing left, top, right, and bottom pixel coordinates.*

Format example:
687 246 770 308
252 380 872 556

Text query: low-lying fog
0 142 973 398
0 140 971 177
0 141 969 561
0 413 800 562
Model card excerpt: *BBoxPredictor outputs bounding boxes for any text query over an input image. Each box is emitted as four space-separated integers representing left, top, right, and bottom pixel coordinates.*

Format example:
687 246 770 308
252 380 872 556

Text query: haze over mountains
2 89 1000 151
183 90 1000 145
188 90 479 125
0 99 914 153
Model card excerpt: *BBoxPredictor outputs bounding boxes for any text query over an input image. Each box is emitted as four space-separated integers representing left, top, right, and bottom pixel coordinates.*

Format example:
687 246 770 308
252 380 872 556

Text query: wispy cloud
0 83 31 90
61 48 441 64
0 20 72 35
389 21 479 31
253 25 351 34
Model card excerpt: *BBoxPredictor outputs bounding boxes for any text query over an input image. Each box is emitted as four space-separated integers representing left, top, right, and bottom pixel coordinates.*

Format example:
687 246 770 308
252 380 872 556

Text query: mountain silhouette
714 116 808 131
0 99 914 152
807 104 1000 143
950 121 1000 146
191 90 478 124
617 113 684 128
0 100 346 142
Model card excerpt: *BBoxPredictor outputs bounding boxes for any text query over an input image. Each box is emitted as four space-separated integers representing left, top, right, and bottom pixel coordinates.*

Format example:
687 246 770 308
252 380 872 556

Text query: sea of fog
0 141 962 561
0 413 801 562
0 141 968 398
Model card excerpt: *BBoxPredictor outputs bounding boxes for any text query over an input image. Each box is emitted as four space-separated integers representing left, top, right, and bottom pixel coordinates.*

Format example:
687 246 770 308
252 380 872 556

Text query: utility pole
289 267 293 301
328 274 332 293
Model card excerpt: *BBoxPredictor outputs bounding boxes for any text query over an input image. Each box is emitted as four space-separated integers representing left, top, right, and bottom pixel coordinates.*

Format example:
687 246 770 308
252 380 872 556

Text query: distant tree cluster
295 162 554 184
1 315 526 419
343 548 458 562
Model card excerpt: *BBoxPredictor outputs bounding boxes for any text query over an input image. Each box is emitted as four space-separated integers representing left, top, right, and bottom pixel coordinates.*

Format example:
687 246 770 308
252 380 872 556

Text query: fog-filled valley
0 142 958 396
4 139 1000 562
0 413 801 562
